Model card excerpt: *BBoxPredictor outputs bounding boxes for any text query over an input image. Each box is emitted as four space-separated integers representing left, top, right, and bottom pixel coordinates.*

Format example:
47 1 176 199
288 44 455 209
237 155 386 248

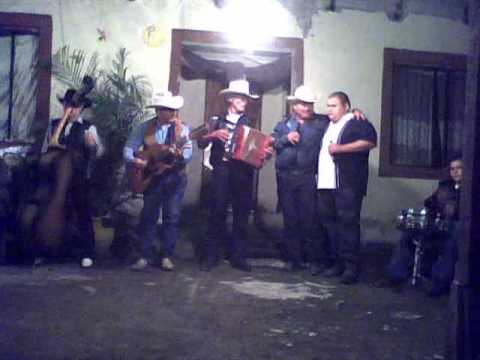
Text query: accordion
229 125 272 169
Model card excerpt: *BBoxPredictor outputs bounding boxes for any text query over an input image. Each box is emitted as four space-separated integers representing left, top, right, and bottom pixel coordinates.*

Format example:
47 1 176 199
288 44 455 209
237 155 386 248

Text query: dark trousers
69 178 96 258
137 172 187 260
315 188 364 269
277 172 316 264
386 221 459 289
204 161 253 262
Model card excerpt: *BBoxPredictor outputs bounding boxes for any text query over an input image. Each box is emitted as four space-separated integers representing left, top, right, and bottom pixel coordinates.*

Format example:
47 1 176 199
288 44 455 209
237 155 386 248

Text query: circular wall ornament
143 25 166 47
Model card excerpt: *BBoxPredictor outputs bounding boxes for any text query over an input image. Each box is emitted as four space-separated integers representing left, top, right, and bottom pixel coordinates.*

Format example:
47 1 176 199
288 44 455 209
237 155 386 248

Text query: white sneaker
131 258 148 271
81 257 94 268
161 257 174 271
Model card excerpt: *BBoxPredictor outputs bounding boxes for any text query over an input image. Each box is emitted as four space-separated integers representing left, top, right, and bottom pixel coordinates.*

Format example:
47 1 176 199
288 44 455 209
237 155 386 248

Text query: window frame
0 12 52 142
379 48 467 179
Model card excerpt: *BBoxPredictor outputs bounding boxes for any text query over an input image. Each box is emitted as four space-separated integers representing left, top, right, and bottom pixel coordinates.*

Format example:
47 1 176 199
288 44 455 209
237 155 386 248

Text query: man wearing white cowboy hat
273 85 367 274
197 79 270 272
272 85 327 272
124 91 192 271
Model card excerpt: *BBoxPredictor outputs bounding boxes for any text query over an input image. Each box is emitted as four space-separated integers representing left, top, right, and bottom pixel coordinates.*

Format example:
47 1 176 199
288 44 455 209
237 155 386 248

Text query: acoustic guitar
127 136 188 194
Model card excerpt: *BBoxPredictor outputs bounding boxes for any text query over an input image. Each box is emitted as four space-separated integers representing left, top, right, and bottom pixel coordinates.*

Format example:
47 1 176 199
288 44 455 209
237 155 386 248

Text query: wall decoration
143 25 166 47
97 28 107 42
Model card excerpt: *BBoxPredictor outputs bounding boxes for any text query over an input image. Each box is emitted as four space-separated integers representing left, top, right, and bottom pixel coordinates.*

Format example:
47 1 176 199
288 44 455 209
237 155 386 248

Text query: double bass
34 76 95 254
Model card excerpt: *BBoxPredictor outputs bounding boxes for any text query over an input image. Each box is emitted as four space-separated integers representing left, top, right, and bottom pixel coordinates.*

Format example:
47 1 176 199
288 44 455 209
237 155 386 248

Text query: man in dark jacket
197 79 271 272
272 86 328 271
378 156 463 296
39 89 104 268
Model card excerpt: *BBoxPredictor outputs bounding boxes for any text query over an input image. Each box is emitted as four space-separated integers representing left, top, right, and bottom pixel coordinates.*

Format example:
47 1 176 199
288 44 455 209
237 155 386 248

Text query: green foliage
52 46 152 162
52 45 98 88
52 46 152 214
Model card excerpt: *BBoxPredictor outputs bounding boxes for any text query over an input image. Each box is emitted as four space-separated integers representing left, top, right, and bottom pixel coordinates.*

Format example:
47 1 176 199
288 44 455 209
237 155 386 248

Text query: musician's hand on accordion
263 138 275 160
209 129 230 143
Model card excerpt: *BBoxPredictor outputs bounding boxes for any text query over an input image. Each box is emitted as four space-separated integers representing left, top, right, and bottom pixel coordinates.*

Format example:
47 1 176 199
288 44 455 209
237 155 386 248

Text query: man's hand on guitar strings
155 163 173 175
133 157 148 168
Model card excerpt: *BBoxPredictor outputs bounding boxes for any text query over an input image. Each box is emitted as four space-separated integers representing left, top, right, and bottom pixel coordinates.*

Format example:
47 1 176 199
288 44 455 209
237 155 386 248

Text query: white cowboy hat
286 85 316 103
146 91 184 110
219 79 259 99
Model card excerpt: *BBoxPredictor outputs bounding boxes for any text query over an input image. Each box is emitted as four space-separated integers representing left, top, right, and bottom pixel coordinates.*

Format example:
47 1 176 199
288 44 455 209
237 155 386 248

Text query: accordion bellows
230 125 272 169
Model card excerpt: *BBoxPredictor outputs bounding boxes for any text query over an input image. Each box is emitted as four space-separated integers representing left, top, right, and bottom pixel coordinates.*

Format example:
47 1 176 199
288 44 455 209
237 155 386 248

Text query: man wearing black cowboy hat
39 88 104 268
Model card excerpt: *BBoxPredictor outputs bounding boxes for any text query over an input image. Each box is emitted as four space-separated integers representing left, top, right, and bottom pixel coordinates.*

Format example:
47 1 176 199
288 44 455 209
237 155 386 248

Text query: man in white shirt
316 91 377 284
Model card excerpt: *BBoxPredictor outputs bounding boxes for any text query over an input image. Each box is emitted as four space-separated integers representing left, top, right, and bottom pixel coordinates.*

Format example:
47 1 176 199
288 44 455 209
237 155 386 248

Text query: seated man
377 155 463 297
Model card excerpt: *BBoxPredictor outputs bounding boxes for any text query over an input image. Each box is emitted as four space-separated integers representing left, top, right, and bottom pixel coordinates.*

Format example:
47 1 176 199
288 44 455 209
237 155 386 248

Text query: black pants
315 188 364 269
69 177 95 258
277 172 316 264
204 161 253 262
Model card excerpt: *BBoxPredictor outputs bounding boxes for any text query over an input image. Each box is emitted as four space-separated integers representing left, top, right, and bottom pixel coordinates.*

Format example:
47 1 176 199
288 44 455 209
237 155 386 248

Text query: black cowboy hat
57 89 93 108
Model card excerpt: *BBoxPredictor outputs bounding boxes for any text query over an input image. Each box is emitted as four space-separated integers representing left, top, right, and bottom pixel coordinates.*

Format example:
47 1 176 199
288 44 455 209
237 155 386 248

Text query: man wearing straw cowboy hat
124 91 192 271
197 79 271 272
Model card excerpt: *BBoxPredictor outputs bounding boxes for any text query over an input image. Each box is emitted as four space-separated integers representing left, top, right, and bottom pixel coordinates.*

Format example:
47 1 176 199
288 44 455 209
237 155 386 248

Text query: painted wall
0 0 470 241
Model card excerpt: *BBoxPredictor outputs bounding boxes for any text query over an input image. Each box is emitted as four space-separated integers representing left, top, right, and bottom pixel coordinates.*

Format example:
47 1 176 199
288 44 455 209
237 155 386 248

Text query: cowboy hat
219 79 259 99
146 91 184 110
57 89 93 108
286 85 316 103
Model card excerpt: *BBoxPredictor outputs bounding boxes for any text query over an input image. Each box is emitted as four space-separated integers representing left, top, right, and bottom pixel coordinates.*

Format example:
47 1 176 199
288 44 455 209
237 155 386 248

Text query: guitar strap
143 118 158 149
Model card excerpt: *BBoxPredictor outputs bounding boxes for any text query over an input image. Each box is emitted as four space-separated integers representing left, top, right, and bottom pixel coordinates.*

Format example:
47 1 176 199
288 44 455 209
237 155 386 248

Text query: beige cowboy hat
219 79 259 99
286 85 317 103
146 91 184 110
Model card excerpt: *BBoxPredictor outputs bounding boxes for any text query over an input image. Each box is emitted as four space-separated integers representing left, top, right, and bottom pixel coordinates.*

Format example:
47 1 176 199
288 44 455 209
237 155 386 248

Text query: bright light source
219 0 289 50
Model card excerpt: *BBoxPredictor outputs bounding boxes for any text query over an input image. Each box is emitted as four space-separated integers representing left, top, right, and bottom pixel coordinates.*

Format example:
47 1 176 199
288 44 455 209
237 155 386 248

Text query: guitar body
127 144 178 194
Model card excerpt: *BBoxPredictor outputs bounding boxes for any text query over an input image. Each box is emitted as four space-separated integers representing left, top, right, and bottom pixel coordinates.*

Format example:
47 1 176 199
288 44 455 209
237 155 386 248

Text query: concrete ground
0 234 449 360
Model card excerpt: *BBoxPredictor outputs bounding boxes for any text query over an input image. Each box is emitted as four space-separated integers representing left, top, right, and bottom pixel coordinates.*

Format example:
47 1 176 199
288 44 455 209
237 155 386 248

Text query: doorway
169 29 303 210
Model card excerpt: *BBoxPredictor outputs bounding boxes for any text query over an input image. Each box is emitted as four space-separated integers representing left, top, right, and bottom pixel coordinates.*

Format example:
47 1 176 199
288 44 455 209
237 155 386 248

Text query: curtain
0 34 39 141
391 66 465 168
392 66 434 167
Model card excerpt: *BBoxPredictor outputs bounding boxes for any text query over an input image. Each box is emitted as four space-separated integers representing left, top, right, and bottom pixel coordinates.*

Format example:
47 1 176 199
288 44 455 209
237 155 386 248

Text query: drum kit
395 207 450 285
396 207 449 234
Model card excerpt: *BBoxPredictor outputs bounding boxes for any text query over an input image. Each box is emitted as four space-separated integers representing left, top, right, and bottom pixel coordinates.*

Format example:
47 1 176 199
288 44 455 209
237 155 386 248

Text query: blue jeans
137 172 187 259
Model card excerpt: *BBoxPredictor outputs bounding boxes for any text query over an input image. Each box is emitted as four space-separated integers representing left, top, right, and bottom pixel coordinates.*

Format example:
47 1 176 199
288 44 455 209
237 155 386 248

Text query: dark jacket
333 119 377 196
424 179 460 220
51 118 94 168
272 113 329 176
197 114 252 172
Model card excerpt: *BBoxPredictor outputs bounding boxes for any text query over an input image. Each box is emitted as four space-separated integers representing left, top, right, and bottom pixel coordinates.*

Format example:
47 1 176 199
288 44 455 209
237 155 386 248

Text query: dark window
0 13 52 143
0 31 39 139
380 48 466 179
